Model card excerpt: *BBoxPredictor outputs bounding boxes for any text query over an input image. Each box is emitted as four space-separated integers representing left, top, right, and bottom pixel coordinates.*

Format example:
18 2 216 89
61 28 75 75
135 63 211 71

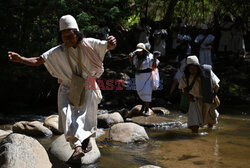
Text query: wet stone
131 116 174 127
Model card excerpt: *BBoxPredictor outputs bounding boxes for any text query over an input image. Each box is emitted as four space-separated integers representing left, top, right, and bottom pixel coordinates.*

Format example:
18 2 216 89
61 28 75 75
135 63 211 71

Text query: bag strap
66 47 82 75
66 46 93 78
185 75 198 93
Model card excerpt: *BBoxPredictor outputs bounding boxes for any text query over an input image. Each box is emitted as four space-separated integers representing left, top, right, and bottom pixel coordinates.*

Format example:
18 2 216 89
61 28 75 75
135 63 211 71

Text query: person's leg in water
170 79 178 96
208 124 213 128
190 125 199 133
144 102 151 115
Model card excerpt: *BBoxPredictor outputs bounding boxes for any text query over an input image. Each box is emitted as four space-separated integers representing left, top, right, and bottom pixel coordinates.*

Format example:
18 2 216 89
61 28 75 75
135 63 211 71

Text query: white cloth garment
174 58 186 83
41 38 107 148
218 22 233 52
195 34 215 65
179 70 220 128
231 26 245 54
137 24 151 50
133 53 160 102
153 29 167 56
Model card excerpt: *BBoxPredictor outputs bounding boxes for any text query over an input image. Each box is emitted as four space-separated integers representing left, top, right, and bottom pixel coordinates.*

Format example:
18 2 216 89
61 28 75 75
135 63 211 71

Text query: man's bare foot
190 125 199 133
82 138 92 153
71 146 84 160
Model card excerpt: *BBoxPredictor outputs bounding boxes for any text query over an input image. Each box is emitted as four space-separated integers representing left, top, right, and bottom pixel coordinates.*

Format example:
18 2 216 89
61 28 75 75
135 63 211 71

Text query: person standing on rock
179 56 220 133
8 15 116 159
129 43 160 115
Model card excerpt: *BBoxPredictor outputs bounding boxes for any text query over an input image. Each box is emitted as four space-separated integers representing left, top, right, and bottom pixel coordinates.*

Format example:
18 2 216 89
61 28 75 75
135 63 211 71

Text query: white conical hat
59 15 79 31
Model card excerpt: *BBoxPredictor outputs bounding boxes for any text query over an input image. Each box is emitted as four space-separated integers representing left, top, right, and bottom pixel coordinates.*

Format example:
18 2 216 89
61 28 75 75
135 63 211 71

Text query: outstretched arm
8 51 45 66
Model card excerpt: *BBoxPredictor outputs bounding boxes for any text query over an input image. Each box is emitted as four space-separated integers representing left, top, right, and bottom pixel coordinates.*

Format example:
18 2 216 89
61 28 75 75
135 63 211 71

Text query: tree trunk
163 0 179 29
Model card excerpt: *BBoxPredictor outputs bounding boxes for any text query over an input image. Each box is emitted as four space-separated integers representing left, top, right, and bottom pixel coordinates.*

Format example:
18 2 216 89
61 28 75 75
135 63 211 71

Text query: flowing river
1 106 250 168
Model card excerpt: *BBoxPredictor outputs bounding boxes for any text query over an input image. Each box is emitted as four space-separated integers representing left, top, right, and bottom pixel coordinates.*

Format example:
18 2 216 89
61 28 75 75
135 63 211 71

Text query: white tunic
231 26 245 53
153 29 167 56
133 53 160 102
179 70 220 128
137 24 152 50
218 22 233 52
41 38 107 144
195 34 215 65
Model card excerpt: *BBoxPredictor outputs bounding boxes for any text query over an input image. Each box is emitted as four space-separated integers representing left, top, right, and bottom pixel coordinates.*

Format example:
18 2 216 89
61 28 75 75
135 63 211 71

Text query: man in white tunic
195 24 215 66
129 43 160 115
179 56 220 133
8 15 116 159
153 29 167 57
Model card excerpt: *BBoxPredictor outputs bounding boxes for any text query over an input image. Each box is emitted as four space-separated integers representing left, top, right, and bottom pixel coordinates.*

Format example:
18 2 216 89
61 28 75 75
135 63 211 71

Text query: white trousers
58 82 101 148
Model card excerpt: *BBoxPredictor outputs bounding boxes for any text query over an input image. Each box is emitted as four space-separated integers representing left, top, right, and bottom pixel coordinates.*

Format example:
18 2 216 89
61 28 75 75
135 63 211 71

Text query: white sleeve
85 38 108 61
194 35 201 43
40 45 63 79
211 70 220 88
149 53 160 67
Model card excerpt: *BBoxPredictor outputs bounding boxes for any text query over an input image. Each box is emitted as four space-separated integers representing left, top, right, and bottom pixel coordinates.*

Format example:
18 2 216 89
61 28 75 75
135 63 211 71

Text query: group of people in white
7 13 244 161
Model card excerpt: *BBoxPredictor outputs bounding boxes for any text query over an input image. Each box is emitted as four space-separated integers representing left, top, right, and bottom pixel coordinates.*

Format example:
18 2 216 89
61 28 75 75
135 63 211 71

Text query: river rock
44 115 61 134
0 133 52 168
125 105 154 118
0 130 12 139
151 107 171 115
96 129 107 141
13 121 53 137
48 135 100 166
131 116 173 127
110 123 149 143
139 165 162 168
98 112 124 128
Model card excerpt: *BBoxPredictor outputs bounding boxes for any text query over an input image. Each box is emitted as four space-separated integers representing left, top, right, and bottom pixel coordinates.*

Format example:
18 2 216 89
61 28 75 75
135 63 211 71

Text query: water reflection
1 110 250 168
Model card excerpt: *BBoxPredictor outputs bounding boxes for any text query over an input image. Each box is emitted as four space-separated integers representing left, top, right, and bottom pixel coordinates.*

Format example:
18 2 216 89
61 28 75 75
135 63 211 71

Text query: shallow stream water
1 107 250 168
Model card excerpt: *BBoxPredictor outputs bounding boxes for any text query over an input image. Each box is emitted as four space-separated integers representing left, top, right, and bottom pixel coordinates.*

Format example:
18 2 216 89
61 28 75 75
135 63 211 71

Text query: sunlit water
1 107 250 168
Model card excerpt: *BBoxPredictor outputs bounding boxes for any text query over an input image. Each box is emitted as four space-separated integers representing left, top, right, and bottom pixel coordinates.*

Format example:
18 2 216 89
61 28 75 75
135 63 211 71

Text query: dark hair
184 64 201 84
57 29 84 44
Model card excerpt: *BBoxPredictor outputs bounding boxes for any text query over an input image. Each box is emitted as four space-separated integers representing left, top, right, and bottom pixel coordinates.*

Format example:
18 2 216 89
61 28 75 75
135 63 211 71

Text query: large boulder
95 129 107 141
44 115 61 134
125 105 154 118
110 123 149 143
98 112 124 128
0 133 52 168
48 135 100 166
131 116 174 127
0 130 12 139
13 121 53 137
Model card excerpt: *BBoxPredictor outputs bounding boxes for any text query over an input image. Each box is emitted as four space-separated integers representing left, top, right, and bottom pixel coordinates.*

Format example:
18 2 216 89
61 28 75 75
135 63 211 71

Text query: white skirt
136 72 153 102
58 82 101 143
188 98 219 128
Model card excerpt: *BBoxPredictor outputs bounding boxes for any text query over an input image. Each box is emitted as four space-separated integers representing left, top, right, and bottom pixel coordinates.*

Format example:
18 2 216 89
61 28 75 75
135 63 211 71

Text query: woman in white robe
195 24 215 66
8 15 116 159
129 43 160 115
179 56 220 133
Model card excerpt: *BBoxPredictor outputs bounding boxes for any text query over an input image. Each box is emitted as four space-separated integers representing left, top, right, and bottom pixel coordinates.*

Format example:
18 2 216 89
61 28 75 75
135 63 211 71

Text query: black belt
136 68 152 73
